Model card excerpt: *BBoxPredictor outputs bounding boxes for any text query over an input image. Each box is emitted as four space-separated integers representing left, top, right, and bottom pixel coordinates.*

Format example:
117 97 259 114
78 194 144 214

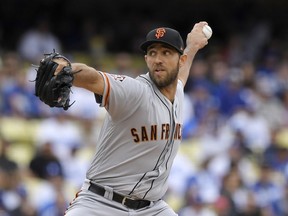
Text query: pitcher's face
145 43 180 88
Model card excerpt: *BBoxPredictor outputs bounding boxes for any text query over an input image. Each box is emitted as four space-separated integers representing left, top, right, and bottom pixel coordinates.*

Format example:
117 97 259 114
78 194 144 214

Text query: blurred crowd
1 17 288 216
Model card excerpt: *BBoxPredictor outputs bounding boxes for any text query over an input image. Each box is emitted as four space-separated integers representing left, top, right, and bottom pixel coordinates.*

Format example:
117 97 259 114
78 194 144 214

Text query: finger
53 58 70 75
193 22 209 32
198 21 208 26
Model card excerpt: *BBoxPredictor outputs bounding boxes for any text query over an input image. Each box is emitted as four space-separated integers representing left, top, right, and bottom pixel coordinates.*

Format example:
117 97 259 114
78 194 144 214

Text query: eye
163 50 172 56
147 50 156 56
162 49 172 56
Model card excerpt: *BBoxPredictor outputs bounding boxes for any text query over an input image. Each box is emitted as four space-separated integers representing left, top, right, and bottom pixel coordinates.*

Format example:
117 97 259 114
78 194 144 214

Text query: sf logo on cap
155 28 166 39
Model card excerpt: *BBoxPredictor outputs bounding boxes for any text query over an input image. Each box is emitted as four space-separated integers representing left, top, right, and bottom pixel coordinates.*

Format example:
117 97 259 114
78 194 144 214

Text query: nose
154 54 163 64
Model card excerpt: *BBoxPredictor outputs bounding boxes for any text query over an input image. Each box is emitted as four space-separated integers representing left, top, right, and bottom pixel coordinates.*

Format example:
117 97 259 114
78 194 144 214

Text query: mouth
154 68 165 74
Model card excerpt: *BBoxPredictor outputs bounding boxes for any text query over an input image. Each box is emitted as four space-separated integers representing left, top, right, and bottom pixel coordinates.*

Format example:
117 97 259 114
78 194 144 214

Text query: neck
158 81 177 103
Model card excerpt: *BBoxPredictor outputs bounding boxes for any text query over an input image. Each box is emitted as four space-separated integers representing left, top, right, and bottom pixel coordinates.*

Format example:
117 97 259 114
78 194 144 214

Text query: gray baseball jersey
86 72 184 201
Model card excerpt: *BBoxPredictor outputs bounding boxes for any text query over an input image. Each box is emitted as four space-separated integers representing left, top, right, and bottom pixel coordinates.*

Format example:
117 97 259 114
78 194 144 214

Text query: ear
179 54 187 68
144 55 148 63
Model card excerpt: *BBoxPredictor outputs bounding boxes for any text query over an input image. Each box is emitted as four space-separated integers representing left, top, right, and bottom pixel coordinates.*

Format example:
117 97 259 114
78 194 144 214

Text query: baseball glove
34 51 74 110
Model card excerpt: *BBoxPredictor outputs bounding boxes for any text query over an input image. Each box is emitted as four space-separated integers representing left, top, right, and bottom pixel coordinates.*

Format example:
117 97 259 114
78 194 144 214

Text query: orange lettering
161 124 166 140
131 128 140 143
141 126 149 142
174 123 182 140
151 125 157 141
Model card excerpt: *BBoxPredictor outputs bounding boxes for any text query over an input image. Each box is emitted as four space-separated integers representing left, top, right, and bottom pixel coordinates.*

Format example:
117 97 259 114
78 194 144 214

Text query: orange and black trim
64 190 82 215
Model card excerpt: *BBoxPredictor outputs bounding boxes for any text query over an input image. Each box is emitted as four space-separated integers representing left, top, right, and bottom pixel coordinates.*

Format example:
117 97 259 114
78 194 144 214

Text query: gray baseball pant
64 182 178 216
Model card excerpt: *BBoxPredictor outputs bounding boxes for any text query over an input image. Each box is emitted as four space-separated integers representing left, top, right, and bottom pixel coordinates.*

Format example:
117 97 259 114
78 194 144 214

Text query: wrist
183 45 198 58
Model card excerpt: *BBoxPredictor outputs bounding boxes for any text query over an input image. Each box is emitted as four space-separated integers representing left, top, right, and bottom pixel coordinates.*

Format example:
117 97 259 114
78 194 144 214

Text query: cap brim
140 40 183 54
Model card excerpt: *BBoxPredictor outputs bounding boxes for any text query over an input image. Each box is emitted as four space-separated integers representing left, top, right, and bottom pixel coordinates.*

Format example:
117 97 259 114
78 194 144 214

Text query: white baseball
202 25 212 39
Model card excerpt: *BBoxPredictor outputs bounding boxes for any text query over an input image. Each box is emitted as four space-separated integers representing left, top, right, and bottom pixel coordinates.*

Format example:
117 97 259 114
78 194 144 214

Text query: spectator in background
0 159 37 216
192 107 234 162
263 129 288 175
184 58 210 93
250 163 285 216
182 58 212 139
218 168 259 216
34 114 83 164
217 170 240 216
68 86 103 121
61 146 90 189
189 80 218 126
110 52 140 77
178 183 217 216
29 141 63 180
28 141 74 216
228 105 271 155
0 52 41 118
182 81 219 140
17 17 63 114
185 158 221 205
0 136 36 216
17 16 62 65
251 74 286 130
212 65 247 117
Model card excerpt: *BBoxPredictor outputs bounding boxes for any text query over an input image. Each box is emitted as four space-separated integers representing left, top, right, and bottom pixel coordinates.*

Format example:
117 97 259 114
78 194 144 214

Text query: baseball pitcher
34 21 209 216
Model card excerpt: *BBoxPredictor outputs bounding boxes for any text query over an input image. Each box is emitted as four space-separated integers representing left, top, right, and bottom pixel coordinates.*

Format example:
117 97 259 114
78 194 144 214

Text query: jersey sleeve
95 72 146 119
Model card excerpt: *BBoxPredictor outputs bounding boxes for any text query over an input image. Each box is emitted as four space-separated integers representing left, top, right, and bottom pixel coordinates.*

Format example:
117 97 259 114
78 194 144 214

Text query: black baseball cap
140 27 184 54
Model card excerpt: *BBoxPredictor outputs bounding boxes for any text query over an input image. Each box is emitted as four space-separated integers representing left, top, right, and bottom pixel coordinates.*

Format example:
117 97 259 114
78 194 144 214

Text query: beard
149 62 180 88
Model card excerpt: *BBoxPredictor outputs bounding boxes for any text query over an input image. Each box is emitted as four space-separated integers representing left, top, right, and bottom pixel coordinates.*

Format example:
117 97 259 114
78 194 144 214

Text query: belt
88 183 151 210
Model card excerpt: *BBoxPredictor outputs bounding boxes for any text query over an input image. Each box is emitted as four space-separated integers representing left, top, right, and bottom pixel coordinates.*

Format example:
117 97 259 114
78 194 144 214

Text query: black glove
35 51 74 110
